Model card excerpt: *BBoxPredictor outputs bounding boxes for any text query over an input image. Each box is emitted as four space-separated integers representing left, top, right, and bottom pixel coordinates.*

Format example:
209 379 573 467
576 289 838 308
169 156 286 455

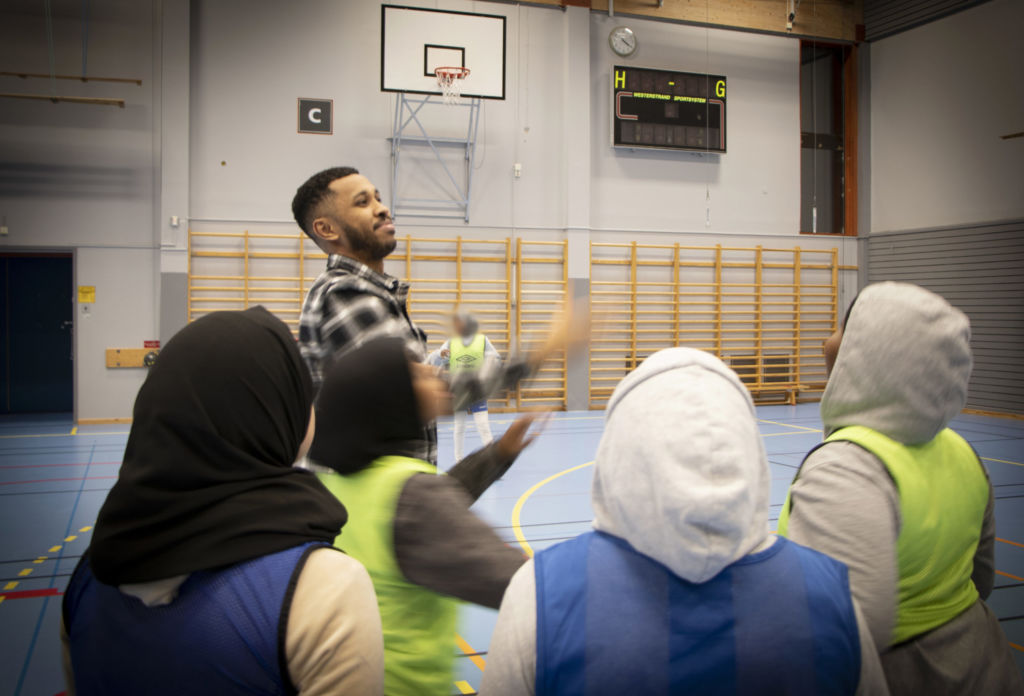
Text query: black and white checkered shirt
300 254 539 466
299 254 435 462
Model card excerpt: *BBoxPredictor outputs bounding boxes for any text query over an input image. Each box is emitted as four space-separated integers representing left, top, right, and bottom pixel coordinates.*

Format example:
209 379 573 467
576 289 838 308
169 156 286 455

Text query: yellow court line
998 537 1024 549
982 456 1023 468
757 418 822 433
18 569 33 577
4 581 18 590
1011 642 1024 654
512 461 595 557
454 680 476 694
65 535 77 542
50 545 62 553
997 569 1024 583
455 633 486 672
70 426 77 435
0 430 130 440
79 526 93 533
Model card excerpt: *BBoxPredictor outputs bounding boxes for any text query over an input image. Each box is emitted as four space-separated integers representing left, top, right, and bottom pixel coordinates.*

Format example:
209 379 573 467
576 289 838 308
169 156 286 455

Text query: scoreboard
612 65 727 153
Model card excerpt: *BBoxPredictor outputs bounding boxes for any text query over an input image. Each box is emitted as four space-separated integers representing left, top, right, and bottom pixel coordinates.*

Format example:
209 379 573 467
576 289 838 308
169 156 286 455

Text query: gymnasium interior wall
4 0 869 419
0 1 162 422
866 0 1024 414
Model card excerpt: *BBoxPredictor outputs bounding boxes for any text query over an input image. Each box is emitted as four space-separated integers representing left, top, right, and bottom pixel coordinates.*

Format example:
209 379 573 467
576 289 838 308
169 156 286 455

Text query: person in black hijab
310 337 540 696
63 308 384 696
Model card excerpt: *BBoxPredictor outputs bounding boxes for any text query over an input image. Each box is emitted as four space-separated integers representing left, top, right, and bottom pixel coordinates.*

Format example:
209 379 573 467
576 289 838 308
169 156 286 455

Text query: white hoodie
482 348 886 696
591 347 771 582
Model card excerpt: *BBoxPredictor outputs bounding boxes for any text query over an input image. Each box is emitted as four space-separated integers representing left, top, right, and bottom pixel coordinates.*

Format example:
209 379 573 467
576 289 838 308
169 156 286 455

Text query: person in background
427 309 500 461
777 282 1022 695
291 166 584 464
62 308 384 696
309 337 537 696
482 347 887 696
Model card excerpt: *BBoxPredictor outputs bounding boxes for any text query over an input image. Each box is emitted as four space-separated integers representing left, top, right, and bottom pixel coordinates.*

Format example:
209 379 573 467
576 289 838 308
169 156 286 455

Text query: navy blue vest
64 542 328 696
535 532 861 696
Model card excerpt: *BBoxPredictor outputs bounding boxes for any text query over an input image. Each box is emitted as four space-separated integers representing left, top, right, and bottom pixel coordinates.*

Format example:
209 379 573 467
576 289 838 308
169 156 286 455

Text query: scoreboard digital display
612 65 727 153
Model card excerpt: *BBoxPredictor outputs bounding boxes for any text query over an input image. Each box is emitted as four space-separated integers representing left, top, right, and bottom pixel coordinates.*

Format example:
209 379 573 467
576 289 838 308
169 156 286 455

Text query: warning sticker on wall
78 286 96 303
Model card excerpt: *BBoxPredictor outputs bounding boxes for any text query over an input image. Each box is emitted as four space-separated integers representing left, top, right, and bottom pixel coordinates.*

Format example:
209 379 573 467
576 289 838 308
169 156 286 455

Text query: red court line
998 537 1024 549
0 475 118 486
0 588 62 600
1011 643 1024 654
0 461 120 470
997 570 1024 582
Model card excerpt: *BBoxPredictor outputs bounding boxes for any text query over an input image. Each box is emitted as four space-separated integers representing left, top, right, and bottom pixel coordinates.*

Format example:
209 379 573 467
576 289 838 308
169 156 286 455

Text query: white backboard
381 5 506 100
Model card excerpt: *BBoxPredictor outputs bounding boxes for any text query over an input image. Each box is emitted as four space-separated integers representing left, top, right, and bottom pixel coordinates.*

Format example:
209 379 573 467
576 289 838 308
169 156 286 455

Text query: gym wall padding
187 230 568 411
867 220 1024 416
588 242 852 408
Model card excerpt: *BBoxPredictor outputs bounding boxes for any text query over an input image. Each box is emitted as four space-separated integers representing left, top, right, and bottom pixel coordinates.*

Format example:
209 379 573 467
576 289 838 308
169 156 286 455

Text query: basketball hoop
435 66 470 104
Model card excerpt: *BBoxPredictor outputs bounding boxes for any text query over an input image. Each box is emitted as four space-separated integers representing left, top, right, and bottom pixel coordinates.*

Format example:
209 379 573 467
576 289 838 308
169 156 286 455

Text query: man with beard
292 166 581 465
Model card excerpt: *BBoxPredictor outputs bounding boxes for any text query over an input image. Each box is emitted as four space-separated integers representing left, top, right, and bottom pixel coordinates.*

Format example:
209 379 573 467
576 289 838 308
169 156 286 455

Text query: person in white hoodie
778 282 1023 695
482 347 888 696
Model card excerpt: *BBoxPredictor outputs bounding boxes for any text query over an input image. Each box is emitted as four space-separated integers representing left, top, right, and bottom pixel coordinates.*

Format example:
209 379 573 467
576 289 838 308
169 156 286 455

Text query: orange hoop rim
435 66 471 80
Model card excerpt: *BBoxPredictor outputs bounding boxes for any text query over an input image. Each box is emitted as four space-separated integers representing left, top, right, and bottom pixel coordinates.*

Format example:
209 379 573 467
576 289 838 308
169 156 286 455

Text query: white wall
1 0 862 418
0 0 160 420
589 14 800 237
189 0 569 232
870 0 1024 233
190 0 850 245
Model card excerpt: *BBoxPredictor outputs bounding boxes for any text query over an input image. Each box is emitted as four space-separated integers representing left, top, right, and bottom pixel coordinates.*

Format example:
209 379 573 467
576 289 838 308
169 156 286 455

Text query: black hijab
90 307 348 585
309 337 426 475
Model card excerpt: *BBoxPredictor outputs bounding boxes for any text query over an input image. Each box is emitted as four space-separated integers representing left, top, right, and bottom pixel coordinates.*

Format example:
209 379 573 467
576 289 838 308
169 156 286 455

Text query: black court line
0 555 82 565
0 487 112 497
0 572 73 582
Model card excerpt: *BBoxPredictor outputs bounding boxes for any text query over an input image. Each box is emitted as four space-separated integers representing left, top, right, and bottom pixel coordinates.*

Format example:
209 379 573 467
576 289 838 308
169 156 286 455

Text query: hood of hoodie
821 282 972 445
592 347 771 583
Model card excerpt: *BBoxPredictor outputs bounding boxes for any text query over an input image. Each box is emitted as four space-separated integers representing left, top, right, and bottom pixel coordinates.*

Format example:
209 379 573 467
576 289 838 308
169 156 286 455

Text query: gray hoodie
482 348 887 696
783 282 1022 695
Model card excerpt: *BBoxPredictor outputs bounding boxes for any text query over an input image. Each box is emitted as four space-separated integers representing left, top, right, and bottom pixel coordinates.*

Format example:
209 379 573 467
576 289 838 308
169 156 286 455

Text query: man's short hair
291 166 360 239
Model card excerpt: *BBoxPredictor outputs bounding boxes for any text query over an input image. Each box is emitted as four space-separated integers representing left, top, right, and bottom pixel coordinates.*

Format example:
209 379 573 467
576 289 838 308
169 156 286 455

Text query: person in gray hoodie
778 281 1022 695
482 347 888 696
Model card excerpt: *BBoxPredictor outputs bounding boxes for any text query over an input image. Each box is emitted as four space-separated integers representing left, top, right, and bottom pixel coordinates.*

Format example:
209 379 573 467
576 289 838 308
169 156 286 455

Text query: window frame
799 41 858 237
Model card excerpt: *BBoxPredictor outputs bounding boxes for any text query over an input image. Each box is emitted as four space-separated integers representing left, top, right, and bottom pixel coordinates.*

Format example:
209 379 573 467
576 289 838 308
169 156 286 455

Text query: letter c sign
298 98 333 134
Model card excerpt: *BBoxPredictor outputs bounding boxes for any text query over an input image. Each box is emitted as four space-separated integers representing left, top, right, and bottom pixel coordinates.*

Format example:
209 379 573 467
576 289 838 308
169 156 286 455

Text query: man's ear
311 217 340 242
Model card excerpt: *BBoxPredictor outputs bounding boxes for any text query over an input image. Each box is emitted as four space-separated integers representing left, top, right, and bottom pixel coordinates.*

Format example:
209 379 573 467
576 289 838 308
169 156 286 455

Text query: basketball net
435 66 470 105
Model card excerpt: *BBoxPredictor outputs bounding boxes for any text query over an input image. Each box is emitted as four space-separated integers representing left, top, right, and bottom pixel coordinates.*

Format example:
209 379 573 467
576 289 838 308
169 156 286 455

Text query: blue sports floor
1 405 1022 695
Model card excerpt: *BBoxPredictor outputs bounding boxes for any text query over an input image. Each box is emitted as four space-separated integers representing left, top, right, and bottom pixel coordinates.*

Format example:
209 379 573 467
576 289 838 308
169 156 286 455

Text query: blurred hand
410 362 452 423
496 413 549 460
536 299 591 365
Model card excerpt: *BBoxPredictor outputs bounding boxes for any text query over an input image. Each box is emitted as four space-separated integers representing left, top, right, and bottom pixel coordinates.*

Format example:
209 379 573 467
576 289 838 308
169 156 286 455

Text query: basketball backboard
381 5 506 100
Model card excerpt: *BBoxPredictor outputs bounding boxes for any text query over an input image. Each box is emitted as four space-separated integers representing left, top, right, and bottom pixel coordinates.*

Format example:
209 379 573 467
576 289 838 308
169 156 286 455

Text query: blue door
0 254 74 413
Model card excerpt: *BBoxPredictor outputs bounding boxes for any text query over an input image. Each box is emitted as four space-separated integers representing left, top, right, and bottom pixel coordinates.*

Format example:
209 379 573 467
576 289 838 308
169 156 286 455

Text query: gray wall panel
867 220 1024 415
864 0 994 41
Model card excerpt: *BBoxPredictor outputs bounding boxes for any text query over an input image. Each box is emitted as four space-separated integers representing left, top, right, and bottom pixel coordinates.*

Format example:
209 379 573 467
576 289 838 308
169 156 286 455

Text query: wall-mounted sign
298 98 333 134
78 285 95 303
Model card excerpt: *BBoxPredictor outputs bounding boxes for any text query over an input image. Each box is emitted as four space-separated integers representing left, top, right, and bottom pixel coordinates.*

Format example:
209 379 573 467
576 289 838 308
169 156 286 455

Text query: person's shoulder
803 440 890 480
301 546 370 583
401 471 472 505
798 440 901 512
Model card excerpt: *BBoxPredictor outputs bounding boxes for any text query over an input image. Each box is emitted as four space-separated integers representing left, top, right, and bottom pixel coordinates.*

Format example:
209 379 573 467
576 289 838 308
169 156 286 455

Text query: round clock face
609 27 637 57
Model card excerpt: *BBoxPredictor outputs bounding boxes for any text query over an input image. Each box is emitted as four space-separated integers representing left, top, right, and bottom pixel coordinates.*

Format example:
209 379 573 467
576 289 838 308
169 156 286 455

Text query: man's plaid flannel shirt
299 254 436 463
